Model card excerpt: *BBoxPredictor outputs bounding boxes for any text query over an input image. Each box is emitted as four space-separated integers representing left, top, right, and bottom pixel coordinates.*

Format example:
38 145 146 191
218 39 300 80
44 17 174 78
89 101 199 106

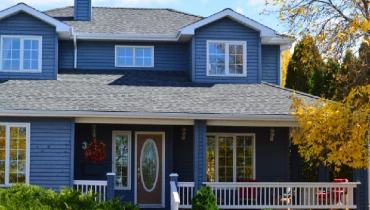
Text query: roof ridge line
261 82 320 100
43 5 73 12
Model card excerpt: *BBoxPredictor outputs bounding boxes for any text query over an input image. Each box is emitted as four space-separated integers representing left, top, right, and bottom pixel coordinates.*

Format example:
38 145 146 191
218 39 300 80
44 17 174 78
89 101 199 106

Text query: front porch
70 120 364 209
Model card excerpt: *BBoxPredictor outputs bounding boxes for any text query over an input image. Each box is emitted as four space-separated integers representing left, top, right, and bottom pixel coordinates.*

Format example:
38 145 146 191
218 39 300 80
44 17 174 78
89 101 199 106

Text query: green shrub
122 202 140 210
0 184 126 210
191 186 218 210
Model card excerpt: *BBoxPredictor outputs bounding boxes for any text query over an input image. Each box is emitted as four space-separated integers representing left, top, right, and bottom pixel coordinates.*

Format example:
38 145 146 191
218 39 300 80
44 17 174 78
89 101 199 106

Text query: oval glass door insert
140 139 159 192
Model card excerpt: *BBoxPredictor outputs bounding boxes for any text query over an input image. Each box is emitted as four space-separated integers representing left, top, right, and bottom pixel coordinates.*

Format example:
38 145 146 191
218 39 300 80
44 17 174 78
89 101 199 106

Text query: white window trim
115 46 154 68
112 130 132 190
206 40 247 77
207 133 256 182
0 123 30 187
0 35 42 73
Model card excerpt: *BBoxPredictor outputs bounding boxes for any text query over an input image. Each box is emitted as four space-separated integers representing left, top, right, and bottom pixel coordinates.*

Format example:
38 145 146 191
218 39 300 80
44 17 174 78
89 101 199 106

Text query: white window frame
206 40 247 77
112 131 132 190
0 35 42 73
0 123 31 187
207 133 256 182
115 46 154 68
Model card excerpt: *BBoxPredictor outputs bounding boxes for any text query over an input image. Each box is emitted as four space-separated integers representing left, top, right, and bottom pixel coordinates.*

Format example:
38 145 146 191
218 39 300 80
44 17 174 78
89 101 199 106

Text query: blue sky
0 0 286 33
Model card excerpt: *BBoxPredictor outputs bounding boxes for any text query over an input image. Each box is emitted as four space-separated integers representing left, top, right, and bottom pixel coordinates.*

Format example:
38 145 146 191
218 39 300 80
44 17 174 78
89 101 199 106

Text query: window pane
31 60 38 70
117 48 134 66
218 136 234 182
135 48 152 67
143 49 151 57
24 40 31 49
2 38 21 71
228 44 244 75
31 40 39 50
23 60 31 70
236 136 253 181
208 43 225 75
11 60 20 70
12 39 20 50
24 50 31 59
136 48 144 57
115 133 129 188
206 136 216 182
135 57 144 66
8 126 28 184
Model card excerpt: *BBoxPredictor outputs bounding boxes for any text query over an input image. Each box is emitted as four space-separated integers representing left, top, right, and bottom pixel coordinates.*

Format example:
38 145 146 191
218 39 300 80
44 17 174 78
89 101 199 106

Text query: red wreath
84 138 106 163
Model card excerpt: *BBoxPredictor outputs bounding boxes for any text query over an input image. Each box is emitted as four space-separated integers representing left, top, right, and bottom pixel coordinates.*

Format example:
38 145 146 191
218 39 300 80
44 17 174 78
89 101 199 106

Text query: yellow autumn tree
290 85 370 170
281 49 292 87
264 0 370 58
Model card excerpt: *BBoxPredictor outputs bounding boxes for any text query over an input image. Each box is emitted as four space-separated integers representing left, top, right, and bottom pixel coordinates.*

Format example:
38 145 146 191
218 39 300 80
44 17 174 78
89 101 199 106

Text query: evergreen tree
323 58 340 99
285 35 324 96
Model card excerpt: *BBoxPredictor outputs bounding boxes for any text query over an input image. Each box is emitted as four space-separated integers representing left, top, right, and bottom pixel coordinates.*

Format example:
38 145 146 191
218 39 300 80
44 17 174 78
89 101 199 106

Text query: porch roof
0 70 317 117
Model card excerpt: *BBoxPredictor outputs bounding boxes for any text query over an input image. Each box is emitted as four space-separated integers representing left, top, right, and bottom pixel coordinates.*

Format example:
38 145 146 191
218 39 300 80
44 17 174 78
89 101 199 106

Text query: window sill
0 70 42 73
115 65 154 68
206 74 247 77
115 187 131 190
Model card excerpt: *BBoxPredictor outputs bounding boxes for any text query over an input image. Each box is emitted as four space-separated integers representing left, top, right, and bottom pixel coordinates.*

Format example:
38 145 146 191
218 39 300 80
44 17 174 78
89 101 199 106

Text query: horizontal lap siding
74 0 91 21
0 12 57 80
59 40 74 70
262 45 279 84
194 17 260 83
0 117 74 190
74 41 188 71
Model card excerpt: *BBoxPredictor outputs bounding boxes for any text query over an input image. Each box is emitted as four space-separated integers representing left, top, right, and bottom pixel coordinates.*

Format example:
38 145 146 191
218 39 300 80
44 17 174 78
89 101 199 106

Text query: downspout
73 31 77 70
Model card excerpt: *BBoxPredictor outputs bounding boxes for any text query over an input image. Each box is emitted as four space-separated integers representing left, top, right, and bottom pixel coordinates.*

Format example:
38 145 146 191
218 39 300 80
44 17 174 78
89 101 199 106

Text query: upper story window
115 46 154 67
0 36 42 73
207 41 246 77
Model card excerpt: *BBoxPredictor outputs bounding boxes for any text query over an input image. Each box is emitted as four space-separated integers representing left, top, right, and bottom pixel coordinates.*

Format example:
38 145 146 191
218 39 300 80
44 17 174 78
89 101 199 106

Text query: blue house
0 1 366 209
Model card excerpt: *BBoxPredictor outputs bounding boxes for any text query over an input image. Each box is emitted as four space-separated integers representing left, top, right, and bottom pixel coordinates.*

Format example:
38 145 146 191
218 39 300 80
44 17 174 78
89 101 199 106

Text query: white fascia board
0 109 295 121
74 32 180 41
0 3 70 33
180 9 276 37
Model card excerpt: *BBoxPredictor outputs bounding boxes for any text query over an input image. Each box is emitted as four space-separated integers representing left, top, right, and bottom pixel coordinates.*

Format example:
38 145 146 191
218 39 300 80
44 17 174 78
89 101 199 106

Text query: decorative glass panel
114 133 129 188
236 136 253 180
218 136 234 182
140 139 158 192
2 38 20 70
208 43 225 75
206 136 216 182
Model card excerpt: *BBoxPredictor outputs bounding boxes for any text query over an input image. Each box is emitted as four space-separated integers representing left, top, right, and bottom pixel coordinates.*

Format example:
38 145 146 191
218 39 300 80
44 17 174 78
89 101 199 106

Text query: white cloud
0 0 73 10
199 0 208 4
235 7 244 15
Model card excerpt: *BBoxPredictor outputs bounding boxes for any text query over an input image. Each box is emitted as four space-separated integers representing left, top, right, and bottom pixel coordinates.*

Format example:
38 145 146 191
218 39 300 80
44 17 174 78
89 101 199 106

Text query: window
112 131 131 190
207 41 246 77
0 123 30 186
115 46 154 67
206 134 255 182
0 36 42 72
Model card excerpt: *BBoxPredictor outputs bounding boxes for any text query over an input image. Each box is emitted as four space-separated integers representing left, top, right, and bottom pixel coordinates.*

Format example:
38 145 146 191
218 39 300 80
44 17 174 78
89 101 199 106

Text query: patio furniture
239 179 258 205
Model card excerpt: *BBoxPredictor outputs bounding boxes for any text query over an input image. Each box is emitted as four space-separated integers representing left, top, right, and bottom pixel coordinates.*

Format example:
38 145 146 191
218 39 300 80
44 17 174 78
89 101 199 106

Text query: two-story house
0 1 366 209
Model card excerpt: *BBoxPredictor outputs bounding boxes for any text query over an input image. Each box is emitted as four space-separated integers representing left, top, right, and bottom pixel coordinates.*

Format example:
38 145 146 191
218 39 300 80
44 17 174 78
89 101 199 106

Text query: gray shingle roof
45 7 203 35
0 70 316 115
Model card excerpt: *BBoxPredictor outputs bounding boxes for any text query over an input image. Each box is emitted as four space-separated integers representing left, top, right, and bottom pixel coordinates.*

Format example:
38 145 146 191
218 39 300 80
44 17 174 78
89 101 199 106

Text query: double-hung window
0 123 30 186
1 36 42 72
206 134 255 182
112 131 131 190
207 41 247 77
115 46 154 67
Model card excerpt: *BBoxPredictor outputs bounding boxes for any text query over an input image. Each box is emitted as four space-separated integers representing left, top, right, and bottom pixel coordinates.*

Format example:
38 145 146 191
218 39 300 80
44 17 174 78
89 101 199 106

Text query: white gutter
0 109 295 121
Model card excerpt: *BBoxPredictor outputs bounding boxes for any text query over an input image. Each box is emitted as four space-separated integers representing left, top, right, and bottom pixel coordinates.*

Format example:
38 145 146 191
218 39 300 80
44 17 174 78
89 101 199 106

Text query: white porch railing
73 180 107 202
178 182 195 208
170 181 180 210
204 182 360 209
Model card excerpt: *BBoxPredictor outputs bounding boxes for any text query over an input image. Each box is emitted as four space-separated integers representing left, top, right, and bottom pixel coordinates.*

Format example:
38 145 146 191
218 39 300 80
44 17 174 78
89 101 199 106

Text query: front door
135 132 164 208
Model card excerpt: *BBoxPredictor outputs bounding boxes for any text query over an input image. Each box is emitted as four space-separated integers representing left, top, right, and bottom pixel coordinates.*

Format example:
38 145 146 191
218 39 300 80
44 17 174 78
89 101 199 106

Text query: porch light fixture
270 127 275 142
181 127 186 140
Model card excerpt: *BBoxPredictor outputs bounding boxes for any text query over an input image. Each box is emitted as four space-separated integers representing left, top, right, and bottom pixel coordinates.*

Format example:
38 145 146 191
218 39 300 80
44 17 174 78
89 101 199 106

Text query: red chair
332 178 348 203
239 179 258 204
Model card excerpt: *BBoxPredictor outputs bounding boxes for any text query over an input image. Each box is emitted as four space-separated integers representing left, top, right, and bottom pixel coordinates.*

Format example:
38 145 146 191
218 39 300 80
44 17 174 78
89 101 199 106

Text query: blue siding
188 38 193 79
75 124 174 208
65 41 188 71
193 17 260 83
261 45 280 84
74 0 92 21
0 117 74 190
0 12 57 80
354 169 368 209
59 40 74 70
173 126 193 181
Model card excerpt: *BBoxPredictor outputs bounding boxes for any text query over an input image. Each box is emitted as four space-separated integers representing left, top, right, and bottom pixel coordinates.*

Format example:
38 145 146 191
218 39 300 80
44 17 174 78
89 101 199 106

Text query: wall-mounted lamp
181 127 187 140
270 127 275 142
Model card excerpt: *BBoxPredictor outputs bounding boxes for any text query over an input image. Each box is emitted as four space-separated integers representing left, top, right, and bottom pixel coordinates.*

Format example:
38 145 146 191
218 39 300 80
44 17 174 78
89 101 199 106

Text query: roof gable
180 9 276 37
0 3 70 32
